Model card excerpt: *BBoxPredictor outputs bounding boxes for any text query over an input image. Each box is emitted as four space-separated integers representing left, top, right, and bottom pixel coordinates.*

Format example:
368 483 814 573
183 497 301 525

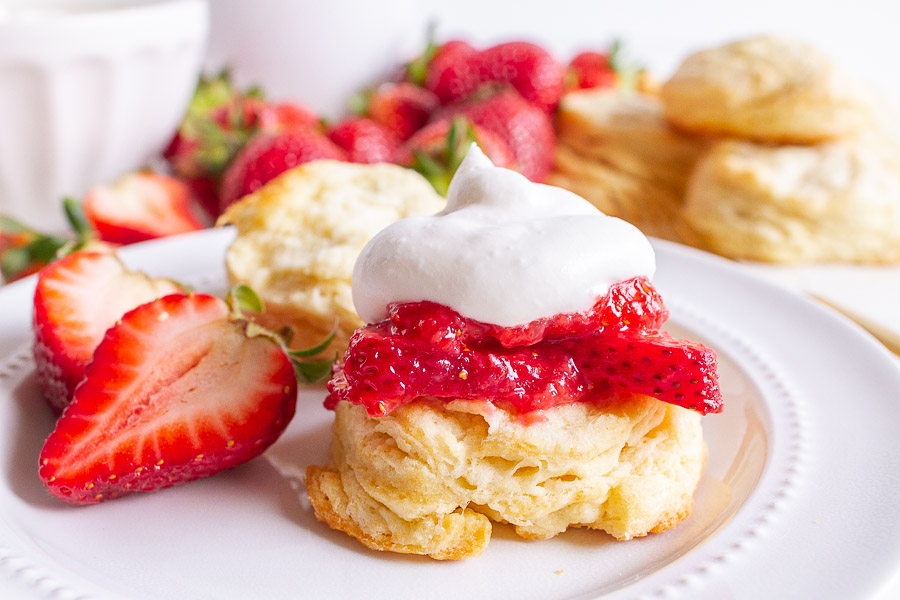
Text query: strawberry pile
327 277 722 417
33 252 333 505
1 38 632 281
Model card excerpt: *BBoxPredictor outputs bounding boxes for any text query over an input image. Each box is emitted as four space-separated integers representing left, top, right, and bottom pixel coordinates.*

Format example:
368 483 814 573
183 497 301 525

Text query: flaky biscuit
306 395 705 560
550 90 707 240
682 138 900 263
218 161 444 353
557 90 707 191
661 36 876 143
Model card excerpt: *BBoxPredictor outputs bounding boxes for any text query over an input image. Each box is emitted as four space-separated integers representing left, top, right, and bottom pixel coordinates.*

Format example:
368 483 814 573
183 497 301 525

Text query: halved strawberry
83 172 207 245
38 291 306 505
32 251 183 414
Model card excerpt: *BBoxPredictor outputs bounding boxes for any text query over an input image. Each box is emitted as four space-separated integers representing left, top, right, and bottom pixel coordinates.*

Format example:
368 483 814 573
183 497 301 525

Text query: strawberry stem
225 283 337 385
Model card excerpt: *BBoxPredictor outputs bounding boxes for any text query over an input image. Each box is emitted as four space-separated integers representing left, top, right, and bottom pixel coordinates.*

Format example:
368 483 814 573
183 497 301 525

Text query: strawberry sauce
326 277 722 416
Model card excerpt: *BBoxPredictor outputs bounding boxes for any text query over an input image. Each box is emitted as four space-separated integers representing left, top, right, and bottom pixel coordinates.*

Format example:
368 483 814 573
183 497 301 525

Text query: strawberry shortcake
306 146 722 559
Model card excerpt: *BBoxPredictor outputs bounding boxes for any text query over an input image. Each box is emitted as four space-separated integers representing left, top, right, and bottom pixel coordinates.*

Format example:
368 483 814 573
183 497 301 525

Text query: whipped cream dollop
352 145 656 327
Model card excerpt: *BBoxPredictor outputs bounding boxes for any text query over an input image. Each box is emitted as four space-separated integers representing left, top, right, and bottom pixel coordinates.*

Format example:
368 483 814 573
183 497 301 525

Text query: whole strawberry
219 129 347 211
32 251 182 413
364 82 439 141
38 286 333 505
164 72 320 217
328 117 400 164
397 117 516 195
444 89 556 182
477 42 565 112
424 40 564 113
422 40 480 106
566 51 616 90
83 172 207 245
1 198 106 283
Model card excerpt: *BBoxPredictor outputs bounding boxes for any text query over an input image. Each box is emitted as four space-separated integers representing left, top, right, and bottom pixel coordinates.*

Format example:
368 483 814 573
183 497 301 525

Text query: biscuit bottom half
306 394 706 560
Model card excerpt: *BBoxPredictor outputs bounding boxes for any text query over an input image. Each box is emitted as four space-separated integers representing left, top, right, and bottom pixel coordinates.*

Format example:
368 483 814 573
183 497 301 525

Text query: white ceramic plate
1 228 899 600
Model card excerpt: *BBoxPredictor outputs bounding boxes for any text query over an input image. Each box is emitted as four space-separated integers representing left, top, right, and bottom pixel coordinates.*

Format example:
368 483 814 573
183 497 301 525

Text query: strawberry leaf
289 328 337 358
227 283 265 314
293 357 335 385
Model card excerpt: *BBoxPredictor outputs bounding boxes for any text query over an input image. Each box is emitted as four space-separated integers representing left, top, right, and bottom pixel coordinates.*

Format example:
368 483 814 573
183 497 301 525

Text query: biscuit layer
307 396 705 559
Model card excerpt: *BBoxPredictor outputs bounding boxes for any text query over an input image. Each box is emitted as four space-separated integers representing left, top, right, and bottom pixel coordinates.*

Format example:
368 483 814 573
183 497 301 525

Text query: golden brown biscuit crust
306 396 705 559
661 36 876 143
682 138 900 263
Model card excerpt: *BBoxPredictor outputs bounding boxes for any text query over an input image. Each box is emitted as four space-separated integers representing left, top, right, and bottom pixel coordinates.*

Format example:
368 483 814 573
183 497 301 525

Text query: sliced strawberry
365 82 439 141
38 293 298 505
580 330 721 414
83 172 207 245
32 251 182 413
328 117 400 164
326 278 722 417
443 89 556 182
218 130 347 211
397 117 516 195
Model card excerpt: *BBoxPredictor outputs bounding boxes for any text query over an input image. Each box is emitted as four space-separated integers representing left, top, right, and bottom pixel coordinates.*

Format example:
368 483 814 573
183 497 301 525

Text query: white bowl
0 0 209 232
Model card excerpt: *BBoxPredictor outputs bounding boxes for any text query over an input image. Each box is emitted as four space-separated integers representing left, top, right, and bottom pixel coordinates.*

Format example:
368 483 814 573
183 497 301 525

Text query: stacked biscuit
551 36 900 263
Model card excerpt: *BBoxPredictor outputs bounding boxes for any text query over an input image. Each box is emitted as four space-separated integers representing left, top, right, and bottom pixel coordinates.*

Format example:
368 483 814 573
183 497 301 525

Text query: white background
207 0 900 117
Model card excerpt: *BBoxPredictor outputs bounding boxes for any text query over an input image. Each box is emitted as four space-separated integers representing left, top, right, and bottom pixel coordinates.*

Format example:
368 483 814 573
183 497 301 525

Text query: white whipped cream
352 145 656 327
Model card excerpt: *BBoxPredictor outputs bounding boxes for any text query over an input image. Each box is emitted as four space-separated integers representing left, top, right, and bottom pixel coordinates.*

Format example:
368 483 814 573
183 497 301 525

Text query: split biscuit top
682 138 900 263
661 36 876 143
218 160 445 352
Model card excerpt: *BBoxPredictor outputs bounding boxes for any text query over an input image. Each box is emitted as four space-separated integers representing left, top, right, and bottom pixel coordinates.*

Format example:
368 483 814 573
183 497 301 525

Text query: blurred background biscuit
660 36 877 143
682 138 900 263
550 90 707 240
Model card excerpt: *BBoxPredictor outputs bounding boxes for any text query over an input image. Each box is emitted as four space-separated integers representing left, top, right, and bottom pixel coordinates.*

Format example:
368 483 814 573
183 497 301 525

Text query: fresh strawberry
256 101 320 133
38 286 334 505
423 40 564 113
422 40 480 105
32 251 182 414
83 172 207 245
328 117 400 164
219 130 347 211
364 82 439 141
476 42 565 112
443 89 555 182
1 198 110 283
566 51 616 90
397 117 516 195
566 41 645 92
163 72 321 217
